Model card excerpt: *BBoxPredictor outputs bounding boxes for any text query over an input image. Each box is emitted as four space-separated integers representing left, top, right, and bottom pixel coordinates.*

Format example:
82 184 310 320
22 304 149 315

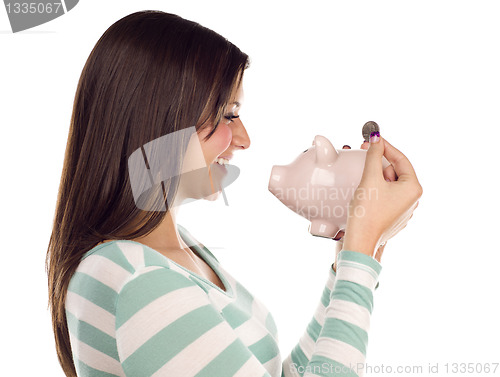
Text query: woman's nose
230 118 250 150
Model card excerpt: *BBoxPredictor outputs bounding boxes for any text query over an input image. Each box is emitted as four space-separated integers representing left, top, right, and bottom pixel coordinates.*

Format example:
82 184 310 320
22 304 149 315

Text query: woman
46 10 422 377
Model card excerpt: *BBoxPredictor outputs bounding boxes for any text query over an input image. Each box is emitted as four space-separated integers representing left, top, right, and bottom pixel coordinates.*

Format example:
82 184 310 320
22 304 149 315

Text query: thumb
363 132 385 180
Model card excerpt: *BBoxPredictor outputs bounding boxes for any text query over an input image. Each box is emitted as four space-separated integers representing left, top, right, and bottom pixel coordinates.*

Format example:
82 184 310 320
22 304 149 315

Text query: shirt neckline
83 225 233 297
175 224 233 297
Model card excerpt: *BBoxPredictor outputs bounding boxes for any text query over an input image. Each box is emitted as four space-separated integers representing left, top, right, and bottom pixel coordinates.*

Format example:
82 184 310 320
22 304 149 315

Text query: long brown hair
46 10 249 376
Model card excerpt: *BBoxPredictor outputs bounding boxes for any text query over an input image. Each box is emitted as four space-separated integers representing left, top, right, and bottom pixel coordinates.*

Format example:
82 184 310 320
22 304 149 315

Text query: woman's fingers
374 243 386 263
363 135 386 181
333 230 345 241
362 139 398 182
383 164 397 182
363 139 398 182
381 138 418 184
343 136 422 257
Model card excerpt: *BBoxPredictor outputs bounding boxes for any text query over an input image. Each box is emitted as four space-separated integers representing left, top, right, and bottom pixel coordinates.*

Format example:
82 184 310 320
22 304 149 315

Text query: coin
362 121 380 142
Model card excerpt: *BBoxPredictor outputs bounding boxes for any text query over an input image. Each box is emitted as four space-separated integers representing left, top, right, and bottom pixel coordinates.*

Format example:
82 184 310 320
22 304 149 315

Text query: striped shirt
66 224 382 377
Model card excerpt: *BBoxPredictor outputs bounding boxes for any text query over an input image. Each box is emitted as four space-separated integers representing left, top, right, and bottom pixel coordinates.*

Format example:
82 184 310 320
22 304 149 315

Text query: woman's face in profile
177 84 250 202
198 84 247 166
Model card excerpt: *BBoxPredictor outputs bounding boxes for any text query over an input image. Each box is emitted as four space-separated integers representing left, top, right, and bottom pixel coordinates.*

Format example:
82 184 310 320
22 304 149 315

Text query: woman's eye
302 148 309 153
224 114 239 123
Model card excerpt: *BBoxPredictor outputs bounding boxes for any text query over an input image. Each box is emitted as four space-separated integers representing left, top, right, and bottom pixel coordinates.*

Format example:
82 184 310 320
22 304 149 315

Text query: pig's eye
302 148 309 153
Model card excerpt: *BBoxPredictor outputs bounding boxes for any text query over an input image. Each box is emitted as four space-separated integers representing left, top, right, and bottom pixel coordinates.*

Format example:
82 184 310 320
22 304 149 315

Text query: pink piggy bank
268 135 390 239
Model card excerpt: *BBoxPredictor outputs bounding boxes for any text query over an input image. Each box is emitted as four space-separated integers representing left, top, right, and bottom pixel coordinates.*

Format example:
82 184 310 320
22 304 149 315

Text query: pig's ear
313 135 338 165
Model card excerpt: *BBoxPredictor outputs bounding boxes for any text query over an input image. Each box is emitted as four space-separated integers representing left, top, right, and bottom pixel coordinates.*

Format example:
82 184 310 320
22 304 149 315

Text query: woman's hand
332 143 388 269
342 135 423 258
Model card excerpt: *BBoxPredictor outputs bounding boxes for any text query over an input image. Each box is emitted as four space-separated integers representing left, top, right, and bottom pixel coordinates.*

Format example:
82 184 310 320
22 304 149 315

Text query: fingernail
369 131 380 143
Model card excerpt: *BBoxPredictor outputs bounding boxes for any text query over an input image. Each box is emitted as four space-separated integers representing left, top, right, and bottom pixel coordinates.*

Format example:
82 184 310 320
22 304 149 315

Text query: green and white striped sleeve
282 250 382 377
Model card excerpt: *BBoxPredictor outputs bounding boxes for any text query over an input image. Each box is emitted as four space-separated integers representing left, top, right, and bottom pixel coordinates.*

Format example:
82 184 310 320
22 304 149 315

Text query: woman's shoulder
82 239 171 271
70 240 197 295
65 241 214 345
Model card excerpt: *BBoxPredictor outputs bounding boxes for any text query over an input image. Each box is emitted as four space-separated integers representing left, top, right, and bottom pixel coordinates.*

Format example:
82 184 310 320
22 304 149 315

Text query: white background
1 1 499 376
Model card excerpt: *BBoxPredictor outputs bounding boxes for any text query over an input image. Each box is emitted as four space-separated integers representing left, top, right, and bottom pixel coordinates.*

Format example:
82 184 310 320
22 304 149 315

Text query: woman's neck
130 207 190 252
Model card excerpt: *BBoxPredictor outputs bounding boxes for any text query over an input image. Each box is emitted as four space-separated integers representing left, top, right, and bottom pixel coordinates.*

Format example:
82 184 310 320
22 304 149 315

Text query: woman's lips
217 155 232 161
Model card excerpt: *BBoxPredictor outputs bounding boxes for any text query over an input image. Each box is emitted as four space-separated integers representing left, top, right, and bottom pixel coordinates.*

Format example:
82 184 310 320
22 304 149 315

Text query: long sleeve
282 250 382 377
282 264 337 374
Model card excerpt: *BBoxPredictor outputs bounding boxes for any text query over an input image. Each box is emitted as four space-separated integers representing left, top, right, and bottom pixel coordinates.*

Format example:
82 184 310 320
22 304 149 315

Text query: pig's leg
309 220 340 239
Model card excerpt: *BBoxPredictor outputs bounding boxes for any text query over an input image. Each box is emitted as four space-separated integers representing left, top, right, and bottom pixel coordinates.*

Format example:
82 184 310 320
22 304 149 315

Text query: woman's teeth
215 157 229 165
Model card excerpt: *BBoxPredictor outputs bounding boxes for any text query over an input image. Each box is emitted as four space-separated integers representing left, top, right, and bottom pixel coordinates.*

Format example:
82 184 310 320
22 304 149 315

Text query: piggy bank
268 135 389 239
